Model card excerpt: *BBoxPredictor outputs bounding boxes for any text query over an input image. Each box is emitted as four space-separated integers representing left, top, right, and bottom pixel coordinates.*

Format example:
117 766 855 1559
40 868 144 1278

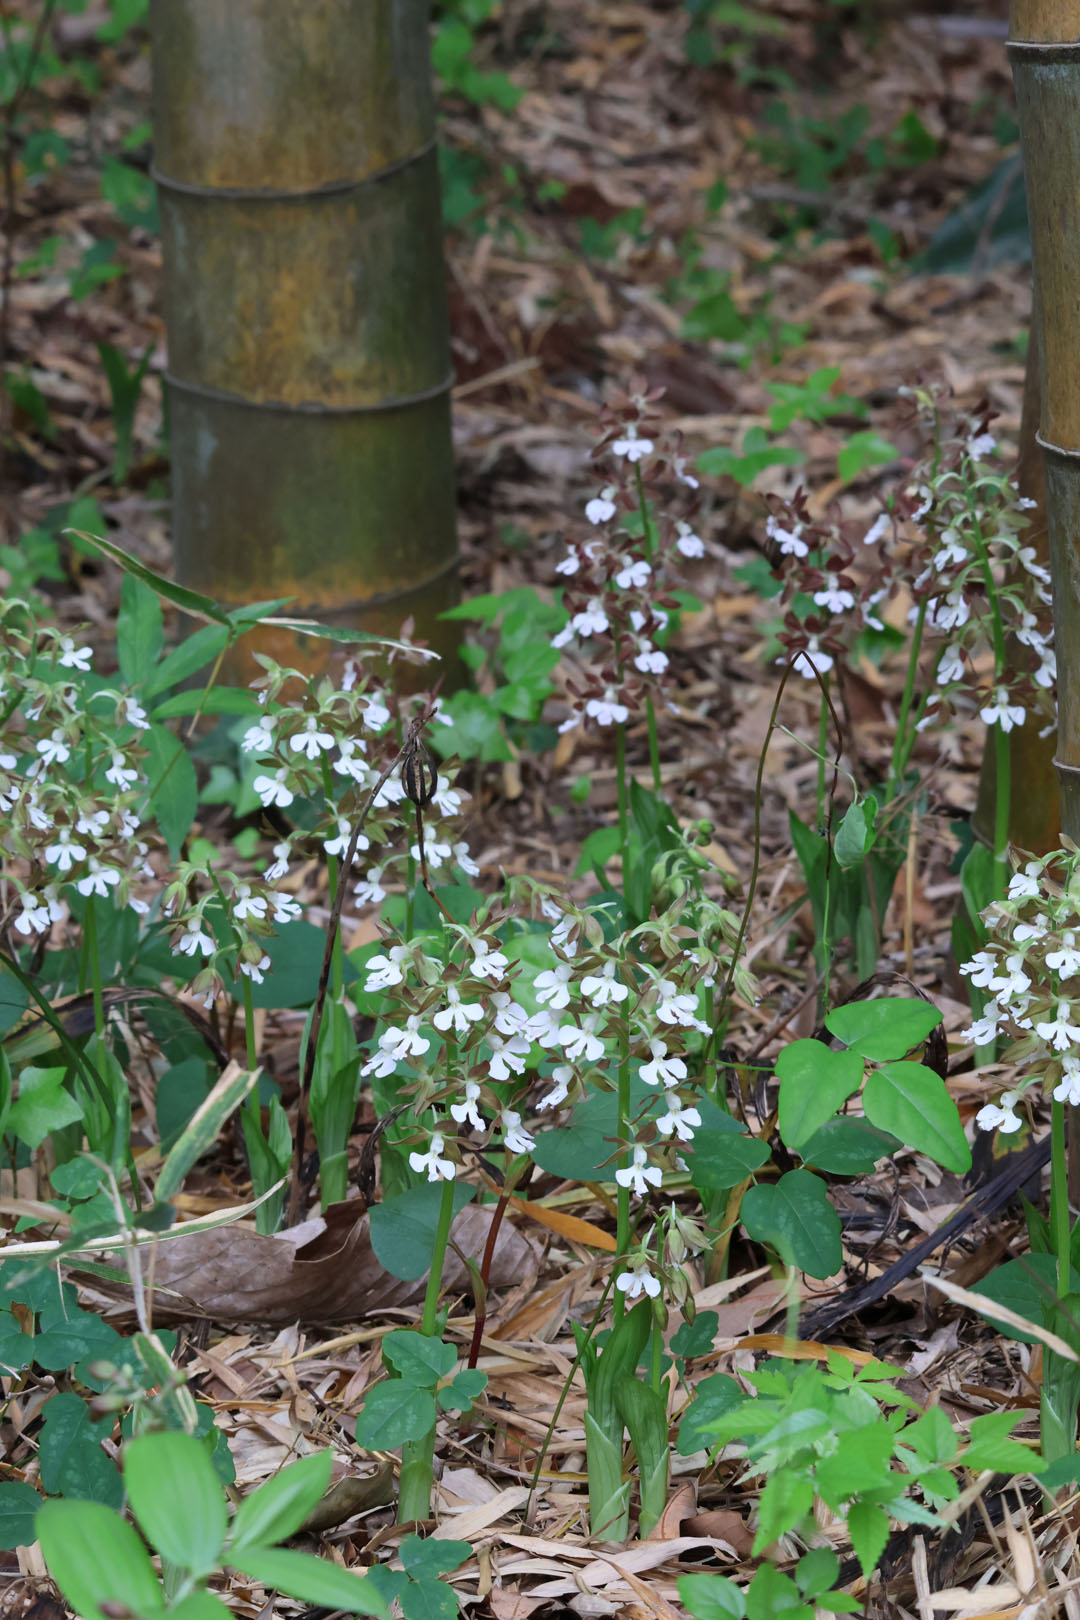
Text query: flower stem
83 895 104 1037
1052 1099 1071 1299
649 1320 663 1395
614 1044 631 1323
241 969 258 1070
888 598 927 801
815 676 829 832
634 463 663 792
991 717 1012 902
320 758 345 997
970 501 1011 897
615 720 630 898
645 696 661 793
421 1173 458 1336
398 1173 458 1524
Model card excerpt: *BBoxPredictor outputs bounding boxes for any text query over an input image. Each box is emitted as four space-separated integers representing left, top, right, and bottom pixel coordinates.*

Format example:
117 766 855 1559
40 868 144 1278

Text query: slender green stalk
421 1174 458 1336
405 852 416 939
969 501 1012 897
1051 1099 1071 1300
83 896 105 1037
815 677 829 832
241 970 258 1070
991 721 1012 902
398 1173 458 1522
888 598 927 800
649 1321 663 1395
645 698 662 792
615 720 630 897
614 1043 631 1322
320 758 345 997
633 463 663 792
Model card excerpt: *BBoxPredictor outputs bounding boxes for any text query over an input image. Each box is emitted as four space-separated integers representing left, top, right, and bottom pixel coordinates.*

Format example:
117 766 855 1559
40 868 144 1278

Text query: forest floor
2 1 1063 1616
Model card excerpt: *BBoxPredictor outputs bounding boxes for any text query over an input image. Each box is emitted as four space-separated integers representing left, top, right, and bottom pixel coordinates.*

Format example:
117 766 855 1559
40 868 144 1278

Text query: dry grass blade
922 1273 1080 1362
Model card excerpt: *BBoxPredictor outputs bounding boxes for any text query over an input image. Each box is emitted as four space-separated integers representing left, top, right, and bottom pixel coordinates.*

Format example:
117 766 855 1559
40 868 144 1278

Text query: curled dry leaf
147 1199 540 1323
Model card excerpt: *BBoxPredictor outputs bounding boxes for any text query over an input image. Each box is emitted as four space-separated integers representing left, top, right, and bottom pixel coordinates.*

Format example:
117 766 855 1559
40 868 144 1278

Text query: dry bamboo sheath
149 0 460 671
1009 0 1080 840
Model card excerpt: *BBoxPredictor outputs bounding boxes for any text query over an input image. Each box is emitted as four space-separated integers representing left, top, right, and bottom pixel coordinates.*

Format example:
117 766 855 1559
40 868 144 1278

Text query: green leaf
124 1431 226 1575
399 1578 459 1620
169 1596 235 1620
225 921 335 1011
677 1574 747 1620
37 1499 165 1620
753 1469 813 1552
117 574 164 687
34 1300 120 1371
670 1313 720 1361
969 1255 1062 1343
65 529 230 624
383 1332 457 1386
228 1547 390 1615
145 722 198 858
740 1171 842 1279
745 1564 809 1619
0 1483 42 1550
963 1410 1044 1474
776 1041 864 1151
428 691 510 762
39 1392 111 1495
863 1062 970 1173
230 1451 332 1553
836 431 896 484
400 1536 471 1579
846 1499 888 1579
796 1117 898 1175
688 1122 771 1189
676 1375 745 1456
143 624 231 698
354 1383 437 1449
825 997 942 1061
795 1549 840 1599
152 687 261 720
9 1065 82 1150
814 1422 895 1507
0 966 29 1035
437 1368 487 1414
369 1183 473 1281
53 1433 123 1508
834 798 877 869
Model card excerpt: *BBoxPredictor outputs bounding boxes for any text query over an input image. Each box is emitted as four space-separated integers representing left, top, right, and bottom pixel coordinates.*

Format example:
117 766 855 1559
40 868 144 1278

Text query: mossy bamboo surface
150 0 459 674
1008 1 1080 839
